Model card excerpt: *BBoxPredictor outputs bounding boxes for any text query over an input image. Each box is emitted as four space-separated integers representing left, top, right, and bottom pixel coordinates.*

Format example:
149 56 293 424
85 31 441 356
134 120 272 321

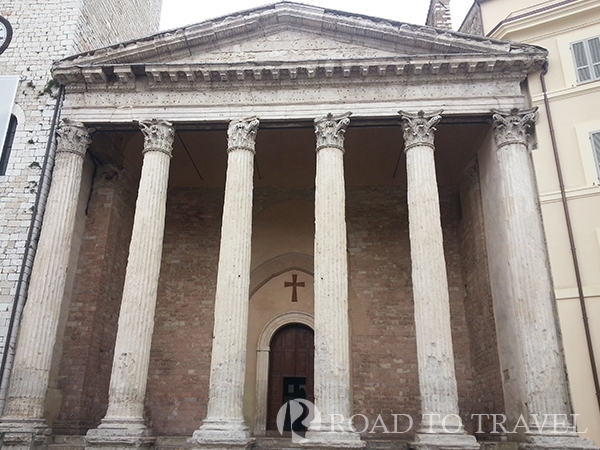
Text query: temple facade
0 2 596 450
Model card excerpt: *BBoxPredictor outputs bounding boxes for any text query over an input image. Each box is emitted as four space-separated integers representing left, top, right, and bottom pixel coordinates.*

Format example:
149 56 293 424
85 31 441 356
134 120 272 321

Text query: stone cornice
53 53 546 90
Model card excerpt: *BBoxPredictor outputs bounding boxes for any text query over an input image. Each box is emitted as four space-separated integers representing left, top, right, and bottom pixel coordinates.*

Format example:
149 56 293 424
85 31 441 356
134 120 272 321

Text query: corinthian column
190 117 259 450
86 119 174 449
304 112 363 448
399 111 478 450
0 119 91 447
491 108 596 449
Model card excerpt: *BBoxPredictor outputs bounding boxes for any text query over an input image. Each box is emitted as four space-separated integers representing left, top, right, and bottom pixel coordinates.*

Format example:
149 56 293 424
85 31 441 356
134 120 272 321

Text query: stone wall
77 0 163 52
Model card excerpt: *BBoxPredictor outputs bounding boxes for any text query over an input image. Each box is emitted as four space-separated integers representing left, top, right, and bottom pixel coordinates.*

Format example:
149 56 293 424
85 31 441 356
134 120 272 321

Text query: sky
159 0 474 31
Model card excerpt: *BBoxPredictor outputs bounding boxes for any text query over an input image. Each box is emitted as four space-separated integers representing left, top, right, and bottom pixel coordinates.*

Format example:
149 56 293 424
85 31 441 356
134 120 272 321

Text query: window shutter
572 41 592 82
587 37 600 79
591 131 600 182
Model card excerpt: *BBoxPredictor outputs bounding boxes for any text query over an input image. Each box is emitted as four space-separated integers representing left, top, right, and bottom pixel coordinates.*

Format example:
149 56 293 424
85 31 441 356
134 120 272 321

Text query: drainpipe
0 85 65 413
539 62 600 417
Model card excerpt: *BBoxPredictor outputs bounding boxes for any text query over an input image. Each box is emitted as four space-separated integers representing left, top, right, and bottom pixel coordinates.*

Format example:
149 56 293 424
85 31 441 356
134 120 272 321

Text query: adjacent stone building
0 1 596 450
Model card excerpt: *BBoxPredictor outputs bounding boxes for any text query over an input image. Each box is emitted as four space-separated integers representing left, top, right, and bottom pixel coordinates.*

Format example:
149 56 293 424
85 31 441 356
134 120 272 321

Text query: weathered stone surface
399 111 478 449
0 0 162 412
85 120 174 448
4 3 591 450
305 112 363 448
0 120 92 441
190 118 259 448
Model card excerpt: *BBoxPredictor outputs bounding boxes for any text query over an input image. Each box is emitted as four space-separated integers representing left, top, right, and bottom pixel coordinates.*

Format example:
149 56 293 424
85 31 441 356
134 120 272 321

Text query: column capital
56 118 92 158
314 112 351 152
227 117 260 153
399 110 442 152
139 119 175 156
491 107 537 148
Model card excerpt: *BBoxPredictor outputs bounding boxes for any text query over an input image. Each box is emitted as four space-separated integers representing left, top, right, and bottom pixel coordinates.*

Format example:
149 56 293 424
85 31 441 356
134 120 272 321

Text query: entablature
54 54 544 91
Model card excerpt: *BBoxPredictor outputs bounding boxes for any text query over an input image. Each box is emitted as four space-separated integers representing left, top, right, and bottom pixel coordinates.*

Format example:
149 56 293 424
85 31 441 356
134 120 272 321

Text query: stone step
252 437 410 450
48 435 85 450
47 435 520 450
480 443 519 450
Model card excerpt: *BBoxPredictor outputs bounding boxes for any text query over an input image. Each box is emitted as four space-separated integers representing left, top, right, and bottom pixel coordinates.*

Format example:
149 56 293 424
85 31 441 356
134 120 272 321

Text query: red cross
284 274 305 302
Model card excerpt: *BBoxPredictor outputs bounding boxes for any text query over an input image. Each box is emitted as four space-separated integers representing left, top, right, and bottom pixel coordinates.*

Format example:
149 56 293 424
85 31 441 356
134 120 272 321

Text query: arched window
0 114 17 175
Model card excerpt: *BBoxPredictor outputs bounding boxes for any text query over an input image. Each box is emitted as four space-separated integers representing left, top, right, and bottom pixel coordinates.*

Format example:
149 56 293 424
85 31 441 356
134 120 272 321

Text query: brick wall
347 186 477 437
54 165 136 433
457 160 505 436
145 188 224 435
55 180 501 437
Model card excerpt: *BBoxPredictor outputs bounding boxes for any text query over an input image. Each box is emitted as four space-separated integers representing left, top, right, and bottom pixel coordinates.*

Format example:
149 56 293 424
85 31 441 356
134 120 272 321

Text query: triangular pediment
179 28 403 64
52 1 546 87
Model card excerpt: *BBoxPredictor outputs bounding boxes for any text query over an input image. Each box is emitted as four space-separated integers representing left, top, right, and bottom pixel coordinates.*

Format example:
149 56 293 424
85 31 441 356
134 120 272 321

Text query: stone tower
426 0 453 29
0 0 163 411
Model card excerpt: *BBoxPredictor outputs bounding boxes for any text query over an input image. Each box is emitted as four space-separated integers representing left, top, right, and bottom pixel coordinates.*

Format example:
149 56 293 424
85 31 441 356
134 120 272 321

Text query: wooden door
266 324 314 431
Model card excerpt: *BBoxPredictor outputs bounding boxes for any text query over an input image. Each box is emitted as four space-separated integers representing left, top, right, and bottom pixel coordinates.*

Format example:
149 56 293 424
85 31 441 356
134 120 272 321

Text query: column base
520 432 598 450
411 432 480 450
304 418 364 449
302 429 365 448
53 418 95 435
0 418 50 450
85 418 154 450
188 419 254 449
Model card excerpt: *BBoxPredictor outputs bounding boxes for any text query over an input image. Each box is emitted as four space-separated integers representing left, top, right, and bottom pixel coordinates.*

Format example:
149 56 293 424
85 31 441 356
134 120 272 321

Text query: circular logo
276 398 319 443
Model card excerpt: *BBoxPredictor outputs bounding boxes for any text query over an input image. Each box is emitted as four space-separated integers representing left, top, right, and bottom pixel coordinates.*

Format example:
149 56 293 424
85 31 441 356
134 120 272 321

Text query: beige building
460 0 600 445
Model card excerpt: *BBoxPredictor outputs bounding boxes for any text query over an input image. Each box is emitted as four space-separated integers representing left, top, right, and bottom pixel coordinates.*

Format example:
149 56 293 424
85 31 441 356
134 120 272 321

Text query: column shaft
407 143 459 422
399 110 477 449
314 146 351 419
190 117 259 449
306 113 363 448
0 119 91 444
86 119 174 447
492 108 596 449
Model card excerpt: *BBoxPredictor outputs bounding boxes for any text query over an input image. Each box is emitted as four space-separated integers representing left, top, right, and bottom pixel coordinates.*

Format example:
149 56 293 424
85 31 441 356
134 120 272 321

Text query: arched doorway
266 323 314 431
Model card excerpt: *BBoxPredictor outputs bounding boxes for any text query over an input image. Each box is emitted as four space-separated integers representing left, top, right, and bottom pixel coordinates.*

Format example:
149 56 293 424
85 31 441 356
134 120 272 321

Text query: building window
571 37 600 83
591 131 600 182
0 114 17 175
